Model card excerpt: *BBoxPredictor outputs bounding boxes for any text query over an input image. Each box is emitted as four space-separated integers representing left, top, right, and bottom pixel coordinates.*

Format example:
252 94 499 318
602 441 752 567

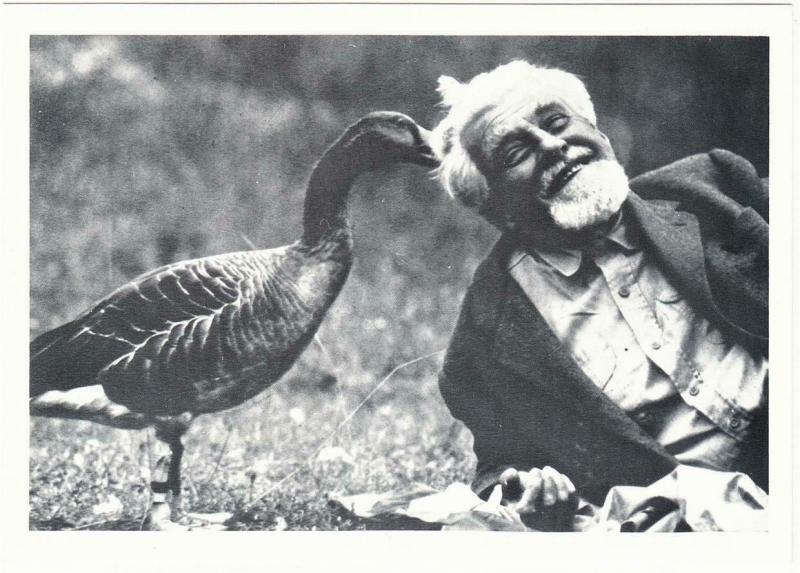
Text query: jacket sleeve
708 149 768 222
707 150 769 265
631 149 768 266
730 206 768 259
438 291 536 498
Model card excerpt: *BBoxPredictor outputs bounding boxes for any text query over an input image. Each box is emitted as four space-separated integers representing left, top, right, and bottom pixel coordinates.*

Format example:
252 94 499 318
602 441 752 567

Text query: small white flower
288 407 306 425
92 495 123 518
315 446 354 465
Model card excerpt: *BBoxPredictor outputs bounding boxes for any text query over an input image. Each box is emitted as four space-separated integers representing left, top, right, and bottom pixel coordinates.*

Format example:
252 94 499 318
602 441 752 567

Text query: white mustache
540 149 594 190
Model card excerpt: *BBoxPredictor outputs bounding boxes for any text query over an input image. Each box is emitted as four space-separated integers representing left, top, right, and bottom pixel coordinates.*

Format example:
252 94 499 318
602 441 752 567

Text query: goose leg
144 425 190 530
166 437 184 520
158 428 230 529
145 454 186 531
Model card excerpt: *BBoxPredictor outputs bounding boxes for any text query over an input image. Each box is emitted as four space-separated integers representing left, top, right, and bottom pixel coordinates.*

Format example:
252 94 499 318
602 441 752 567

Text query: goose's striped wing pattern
30 246 336 416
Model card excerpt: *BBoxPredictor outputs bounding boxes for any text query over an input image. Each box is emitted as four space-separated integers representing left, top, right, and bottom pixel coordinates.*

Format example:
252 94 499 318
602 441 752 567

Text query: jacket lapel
624 193 718 317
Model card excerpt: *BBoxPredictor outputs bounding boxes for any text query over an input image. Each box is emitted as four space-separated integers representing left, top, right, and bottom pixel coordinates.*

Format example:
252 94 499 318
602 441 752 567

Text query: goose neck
301 139 364 246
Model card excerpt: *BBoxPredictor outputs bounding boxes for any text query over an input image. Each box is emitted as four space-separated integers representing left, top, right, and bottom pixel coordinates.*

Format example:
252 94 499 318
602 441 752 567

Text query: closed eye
543 113 569 133
502 143 531 168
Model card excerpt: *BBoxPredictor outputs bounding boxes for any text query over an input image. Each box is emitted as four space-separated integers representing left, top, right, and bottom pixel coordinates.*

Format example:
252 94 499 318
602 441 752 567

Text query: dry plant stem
70 519 115 531
185 473 200 500
314 333 353 443
139 501 149 531
203 429 232 487
246 348 446 509
49 505 62 521
240 234 257 250
139 429 154 530
145 429 153 480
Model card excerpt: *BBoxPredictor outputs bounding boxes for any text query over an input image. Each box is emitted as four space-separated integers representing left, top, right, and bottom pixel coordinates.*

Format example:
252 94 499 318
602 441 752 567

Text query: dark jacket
439 150 769 503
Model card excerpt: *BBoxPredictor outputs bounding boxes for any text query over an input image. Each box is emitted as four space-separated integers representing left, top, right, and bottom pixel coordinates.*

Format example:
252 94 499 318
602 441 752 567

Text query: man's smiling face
461 93 628 232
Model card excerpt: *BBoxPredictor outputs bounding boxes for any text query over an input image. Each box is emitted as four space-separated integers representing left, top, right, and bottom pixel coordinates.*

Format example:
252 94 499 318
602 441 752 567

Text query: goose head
338 111 440 171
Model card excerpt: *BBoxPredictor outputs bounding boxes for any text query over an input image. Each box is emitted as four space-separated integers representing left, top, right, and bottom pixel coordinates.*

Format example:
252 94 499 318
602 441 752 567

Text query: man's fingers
513 485 538 514
499 468 523 501
499 467 519 486
563 473 576 496
542 465 569 502
488 484 503 505
512 469 543 513
500 467 577 515
540 466 559 506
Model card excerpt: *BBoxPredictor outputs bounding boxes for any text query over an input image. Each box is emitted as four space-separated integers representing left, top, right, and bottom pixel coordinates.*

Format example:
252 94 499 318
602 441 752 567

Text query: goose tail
29 319 83 397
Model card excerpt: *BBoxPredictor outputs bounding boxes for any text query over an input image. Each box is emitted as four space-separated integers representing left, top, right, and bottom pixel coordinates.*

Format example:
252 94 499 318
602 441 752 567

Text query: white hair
431 61 596 210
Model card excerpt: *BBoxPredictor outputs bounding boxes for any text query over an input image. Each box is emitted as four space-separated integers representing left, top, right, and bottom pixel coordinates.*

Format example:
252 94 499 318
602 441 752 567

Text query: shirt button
689 387 700 396
651 341 661 350
618 286 631 298
730 417 741 429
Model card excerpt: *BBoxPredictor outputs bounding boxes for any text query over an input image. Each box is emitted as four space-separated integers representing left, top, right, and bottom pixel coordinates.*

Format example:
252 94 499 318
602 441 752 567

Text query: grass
29 267 479 531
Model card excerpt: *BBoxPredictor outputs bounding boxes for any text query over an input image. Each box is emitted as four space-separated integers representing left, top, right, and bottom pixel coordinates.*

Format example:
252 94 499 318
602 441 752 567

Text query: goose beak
413 126 440 168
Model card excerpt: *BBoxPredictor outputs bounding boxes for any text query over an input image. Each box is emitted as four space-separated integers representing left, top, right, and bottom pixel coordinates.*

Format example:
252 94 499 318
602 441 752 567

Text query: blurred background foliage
29 37 768 529
30 36 768 337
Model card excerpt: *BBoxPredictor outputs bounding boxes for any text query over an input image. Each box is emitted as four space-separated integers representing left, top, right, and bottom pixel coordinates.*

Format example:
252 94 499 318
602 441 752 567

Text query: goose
30 111 438 529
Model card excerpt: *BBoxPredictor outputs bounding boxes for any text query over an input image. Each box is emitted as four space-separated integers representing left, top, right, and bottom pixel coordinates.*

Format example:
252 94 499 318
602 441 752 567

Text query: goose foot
178 512 232 530
145 502 231 531
145 500 188 531
170 491 232 529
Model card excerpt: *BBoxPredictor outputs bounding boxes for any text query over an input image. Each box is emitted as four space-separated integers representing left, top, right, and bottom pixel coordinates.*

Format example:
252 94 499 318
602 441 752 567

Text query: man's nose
533 128 568 155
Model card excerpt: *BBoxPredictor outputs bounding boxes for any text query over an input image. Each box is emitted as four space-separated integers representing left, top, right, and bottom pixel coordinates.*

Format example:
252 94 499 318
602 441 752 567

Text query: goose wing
31 247 302 415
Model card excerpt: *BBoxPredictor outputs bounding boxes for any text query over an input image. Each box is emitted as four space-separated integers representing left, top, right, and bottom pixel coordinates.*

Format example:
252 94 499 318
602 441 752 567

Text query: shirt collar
530 214 639 277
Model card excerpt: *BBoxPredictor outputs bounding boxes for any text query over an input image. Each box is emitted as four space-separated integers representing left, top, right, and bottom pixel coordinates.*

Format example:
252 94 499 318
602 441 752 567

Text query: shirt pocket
654 284 683 304
568 326 617 389
653 283 691 339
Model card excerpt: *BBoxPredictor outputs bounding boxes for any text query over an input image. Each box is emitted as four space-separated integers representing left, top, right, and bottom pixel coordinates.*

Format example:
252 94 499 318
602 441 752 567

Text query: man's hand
499 466 578 530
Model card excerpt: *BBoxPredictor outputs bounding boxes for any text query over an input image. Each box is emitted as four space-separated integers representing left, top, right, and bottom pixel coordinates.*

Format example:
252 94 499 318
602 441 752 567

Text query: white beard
547 159 630 231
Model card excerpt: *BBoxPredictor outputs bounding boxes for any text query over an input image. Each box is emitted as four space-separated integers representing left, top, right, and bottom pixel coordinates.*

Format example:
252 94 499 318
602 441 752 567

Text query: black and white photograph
2 2 795 572
27 32 771 530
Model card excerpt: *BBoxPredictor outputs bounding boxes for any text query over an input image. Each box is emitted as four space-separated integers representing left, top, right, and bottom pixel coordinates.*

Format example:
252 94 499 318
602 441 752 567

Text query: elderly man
432 61 768 528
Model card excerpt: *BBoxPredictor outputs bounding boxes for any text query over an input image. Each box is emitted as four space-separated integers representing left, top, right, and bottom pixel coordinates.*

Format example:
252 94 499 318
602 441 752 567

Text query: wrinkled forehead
459 86 576 162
